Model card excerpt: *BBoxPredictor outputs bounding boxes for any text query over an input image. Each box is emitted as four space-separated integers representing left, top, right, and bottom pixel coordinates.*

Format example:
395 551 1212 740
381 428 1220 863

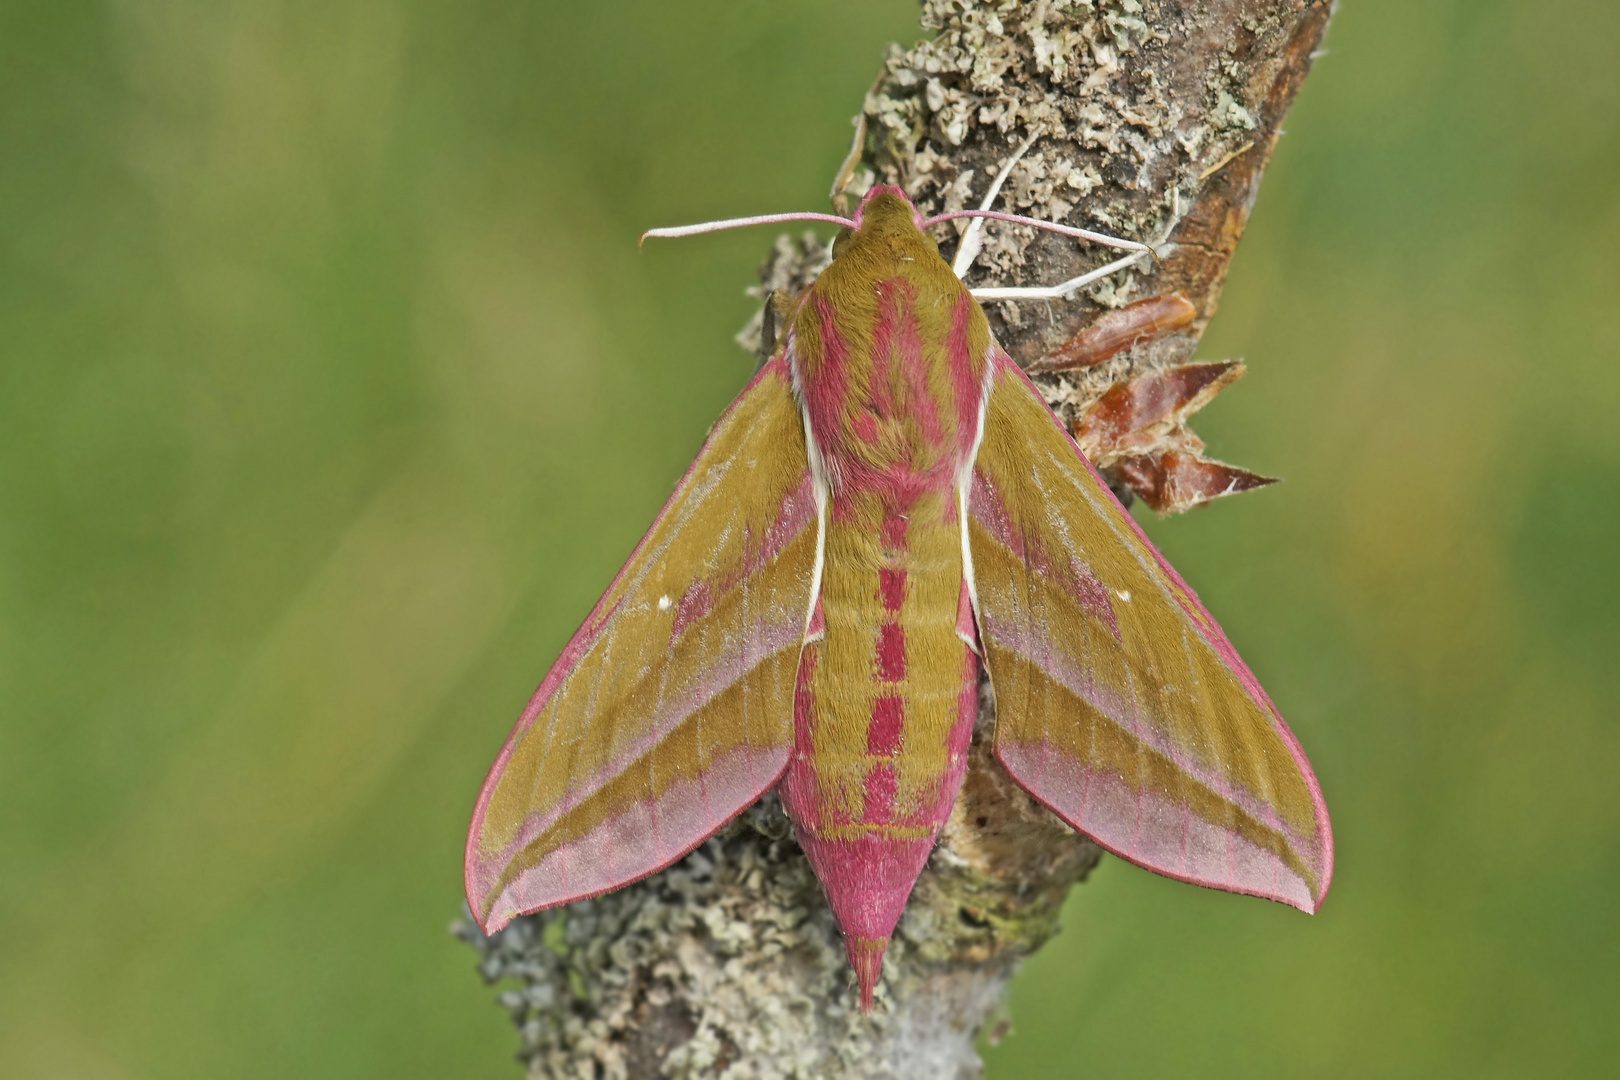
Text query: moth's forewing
466 357 820 931
968 356 1332 911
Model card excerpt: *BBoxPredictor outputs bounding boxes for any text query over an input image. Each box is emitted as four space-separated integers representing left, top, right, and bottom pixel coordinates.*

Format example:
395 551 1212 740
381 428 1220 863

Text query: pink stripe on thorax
800 277 982 505
947 292 986 460
880 511 908 549
798 294 851 479
871 277 945 450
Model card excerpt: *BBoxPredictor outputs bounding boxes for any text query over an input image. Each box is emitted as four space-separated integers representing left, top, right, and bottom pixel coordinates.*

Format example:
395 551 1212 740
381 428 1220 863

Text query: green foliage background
2 2 1616 1076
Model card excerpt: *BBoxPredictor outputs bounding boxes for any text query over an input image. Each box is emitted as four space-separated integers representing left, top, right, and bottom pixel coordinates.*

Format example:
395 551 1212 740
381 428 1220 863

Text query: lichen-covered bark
456 3 1333 1076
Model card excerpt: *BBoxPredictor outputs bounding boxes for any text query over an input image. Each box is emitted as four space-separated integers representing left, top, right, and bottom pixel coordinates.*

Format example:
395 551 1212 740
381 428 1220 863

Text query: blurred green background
2 1 1616 1076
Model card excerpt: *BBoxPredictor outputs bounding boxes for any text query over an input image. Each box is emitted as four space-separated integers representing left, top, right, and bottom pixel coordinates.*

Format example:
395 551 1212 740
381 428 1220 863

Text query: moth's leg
952 131 1040 279
969 249 1150 302
754 289 801 371
755 289 782 370
830 85 881 216
760 289 797 360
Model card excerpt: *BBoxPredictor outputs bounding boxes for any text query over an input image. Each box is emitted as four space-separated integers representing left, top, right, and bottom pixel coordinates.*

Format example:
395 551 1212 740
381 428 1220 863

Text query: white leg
829 111 871 215
969 249 1149 302
952 131 1040 278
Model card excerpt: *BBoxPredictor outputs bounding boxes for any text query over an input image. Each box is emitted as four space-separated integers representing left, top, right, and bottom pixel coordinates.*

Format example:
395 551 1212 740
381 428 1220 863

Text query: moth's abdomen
777 492 978 1003
785 494 972 829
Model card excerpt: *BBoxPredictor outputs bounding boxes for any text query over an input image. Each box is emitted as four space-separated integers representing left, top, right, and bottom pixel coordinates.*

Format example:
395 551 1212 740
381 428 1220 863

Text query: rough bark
454 2 1333 1076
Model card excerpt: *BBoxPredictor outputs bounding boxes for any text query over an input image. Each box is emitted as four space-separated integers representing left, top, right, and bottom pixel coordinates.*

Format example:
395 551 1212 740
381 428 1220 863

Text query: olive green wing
466 357 820 931
967 355 1332 911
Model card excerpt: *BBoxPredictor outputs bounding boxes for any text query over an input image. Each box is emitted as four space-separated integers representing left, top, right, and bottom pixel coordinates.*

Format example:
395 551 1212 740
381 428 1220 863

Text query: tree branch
455 3 1333 1076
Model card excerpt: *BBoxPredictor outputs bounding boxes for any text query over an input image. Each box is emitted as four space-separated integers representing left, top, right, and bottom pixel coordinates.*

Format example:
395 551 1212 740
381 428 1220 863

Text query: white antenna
641 212 856 244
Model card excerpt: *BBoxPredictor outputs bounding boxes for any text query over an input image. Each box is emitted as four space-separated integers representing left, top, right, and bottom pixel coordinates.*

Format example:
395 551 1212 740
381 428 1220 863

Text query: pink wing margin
466 356 820 932
968 353 1334 911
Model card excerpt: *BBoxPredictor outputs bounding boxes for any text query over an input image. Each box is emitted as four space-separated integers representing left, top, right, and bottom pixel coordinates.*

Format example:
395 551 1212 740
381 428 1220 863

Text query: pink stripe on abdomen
878 567 906 611
875 622 906 681
867 695 904 755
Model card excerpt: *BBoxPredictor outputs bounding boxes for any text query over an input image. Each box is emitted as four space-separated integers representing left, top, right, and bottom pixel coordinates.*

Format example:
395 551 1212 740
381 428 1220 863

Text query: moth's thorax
788 191 992 511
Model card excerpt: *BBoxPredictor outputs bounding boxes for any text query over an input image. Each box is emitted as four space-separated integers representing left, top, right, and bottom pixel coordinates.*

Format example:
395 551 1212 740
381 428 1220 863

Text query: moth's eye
831 227 855 260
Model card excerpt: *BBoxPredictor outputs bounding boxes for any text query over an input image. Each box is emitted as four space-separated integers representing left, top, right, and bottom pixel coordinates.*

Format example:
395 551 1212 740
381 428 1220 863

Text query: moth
464 184 1333 1011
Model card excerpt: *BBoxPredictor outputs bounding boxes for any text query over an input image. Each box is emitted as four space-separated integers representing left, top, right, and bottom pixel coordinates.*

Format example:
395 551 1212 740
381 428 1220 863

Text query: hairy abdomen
778 489 978 943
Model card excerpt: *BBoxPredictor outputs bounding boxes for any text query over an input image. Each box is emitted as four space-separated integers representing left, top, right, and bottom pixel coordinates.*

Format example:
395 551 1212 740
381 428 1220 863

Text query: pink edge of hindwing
464 357 807 932
994 740 1312 910
468 611 808 912
480 746 792 933
983 354 1333 910
973 601 1303 854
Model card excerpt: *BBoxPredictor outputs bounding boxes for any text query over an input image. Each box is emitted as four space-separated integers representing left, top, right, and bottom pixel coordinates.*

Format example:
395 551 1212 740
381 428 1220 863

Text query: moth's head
833 185 938 261
850 185 927 232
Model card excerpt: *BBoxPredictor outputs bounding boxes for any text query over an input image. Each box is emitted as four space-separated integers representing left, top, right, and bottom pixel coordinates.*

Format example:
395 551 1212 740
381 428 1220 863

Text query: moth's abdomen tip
846 935 888 1012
